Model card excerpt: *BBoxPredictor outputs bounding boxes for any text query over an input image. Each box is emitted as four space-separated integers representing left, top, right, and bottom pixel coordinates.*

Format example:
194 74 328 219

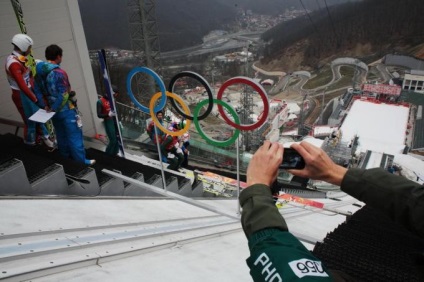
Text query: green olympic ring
193 99 240 147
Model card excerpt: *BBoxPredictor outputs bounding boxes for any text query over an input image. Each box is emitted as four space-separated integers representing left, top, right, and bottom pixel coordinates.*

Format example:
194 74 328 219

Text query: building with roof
403 70 424 93
340 99 409 155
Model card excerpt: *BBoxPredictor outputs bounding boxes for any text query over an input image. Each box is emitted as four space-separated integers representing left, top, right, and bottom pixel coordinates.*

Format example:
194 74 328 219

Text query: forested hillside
156 0 356 51
78 0 355 51
261 0 424 70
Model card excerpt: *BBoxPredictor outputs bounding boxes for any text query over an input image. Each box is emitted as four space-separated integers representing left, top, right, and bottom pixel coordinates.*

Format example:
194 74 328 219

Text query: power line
323 0 340 47
315 0 322 11
299 0 319 34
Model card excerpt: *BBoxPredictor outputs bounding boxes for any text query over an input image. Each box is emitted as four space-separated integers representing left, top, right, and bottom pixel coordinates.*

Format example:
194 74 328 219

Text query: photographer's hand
288 141 347 186
247 141 284 187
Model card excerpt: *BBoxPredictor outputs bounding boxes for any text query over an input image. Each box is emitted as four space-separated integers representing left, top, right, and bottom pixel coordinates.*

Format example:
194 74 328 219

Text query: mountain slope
260 0 424 71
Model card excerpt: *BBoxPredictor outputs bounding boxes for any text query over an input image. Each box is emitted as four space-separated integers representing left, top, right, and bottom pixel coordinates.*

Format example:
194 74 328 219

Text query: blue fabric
34 61 71 112
52 109 89 164
20 91 49 144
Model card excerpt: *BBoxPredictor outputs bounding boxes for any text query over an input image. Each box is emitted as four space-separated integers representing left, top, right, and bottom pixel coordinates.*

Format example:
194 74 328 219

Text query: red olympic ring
216 77 269 131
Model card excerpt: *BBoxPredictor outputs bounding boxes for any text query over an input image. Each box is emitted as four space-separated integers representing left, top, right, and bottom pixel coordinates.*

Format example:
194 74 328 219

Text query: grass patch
339 66 355 76
303 67 333 89
327 76 353 91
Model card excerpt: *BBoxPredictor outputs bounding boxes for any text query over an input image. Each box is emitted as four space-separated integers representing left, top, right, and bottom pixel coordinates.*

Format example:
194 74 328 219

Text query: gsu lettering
288 258 329 278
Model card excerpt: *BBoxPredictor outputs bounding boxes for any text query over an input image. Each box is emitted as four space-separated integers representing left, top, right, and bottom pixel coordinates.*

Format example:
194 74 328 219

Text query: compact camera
279 148 306 170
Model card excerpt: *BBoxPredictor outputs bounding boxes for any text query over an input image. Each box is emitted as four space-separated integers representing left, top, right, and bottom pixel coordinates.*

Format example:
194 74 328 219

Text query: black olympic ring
168 71 214 121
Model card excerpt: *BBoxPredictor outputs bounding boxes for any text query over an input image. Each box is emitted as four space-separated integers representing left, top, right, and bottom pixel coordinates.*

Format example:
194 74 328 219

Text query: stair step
0 159 31 195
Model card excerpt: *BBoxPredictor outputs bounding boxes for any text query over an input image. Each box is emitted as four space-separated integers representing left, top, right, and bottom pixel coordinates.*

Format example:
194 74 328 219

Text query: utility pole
298 92 308 136
240 42 253 151
320 87 328 125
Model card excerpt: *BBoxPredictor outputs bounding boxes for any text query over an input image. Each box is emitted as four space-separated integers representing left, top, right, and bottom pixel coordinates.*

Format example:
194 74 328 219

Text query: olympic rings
126 67 270 142
193 99 240 147
126 67 167 113
168 71 214 121
217 77 269 131
150 91 192 137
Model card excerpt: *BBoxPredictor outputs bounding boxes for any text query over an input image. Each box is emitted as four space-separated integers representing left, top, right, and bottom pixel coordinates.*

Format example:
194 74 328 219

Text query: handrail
115 101 147 114
102 168 240 220
0 117 25 135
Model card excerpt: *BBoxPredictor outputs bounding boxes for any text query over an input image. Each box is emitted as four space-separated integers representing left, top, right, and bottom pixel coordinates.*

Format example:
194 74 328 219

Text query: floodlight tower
240 86 254 151
298 92 308 136
127 0 162 99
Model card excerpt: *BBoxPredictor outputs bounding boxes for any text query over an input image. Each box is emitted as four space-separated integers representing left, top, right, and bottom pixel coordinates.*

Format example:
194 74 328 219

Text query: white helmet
11 34 33 52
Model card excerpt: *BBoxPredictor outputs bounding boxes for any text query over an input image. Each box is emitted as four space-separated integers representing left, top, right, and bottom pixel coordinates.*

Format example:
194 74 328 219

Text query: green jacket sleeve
239 184 288 237
239 185 333 281
341 168 424 237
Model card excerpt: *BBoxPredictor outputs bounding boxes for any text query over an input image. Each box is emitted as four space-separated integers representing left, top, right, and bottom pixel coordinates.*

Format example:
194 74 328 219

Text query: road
162 30 263 60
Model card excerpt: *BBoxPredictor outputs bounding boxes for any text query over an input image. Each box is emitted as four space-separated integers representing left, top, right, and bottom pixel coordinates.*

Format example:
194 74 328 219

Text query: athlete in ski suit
5 34 53 148
146 110 165 144
160 122 184 171
241 141 424 281
34 44 94 165
97 85 119 156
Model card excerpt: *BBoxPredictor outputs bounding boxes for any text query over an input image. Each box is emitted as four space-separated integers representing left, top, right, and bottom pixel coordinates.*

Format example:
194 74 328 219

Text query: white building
403 70 424 93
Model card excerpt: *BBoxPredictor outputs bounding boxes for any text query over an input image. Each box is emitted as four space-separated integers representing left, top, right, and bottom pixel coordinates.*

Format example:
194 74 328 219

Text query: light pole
320 87 328 125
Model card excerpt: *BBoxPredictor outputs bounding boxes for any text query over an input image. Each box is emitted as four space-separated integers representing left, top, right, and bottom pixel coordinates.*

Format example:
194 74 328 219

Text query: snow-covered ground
341 100 409 154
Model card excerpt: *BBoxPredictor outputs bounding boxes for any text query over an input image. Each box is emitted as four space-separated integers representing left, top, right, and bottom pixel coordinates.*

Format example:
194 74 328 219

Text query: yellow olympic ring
149 91 192 137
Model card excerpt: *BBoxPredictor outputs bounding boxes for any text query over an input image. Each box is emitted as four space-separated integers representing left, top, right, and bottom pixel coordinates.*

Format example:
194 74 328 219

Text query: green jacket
240 168 424 281
341 168 424 237
240 184 333 281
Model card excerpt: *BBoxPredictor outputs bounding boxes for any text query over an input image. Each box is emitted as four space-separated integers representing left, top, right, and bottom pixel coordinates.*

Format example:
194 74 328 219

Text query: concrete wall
0 0 103 137
384 54 424 71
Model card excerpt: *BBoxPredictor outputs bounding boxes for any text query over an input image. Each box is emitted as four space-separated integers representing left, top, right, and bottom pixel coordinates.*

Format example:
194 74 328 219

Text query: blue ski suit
34 61 90 164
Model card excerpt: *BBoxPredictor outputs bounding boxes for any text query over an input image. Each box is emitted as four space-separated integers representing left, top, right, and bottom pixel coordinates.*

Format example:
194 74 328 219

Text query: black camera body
279 148 305 170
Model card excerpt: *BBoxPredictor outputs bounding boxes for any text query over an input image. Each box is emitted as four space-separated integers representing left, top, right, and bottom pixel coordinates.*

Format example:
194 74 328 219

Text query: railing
115 102 149 141
0 117 25 136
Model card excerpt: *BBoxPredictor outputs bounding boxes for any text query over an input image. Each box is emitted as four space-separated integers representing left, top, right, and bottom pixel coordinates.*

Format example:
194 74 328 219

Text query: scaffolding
239 86 254 151
127 0 162 107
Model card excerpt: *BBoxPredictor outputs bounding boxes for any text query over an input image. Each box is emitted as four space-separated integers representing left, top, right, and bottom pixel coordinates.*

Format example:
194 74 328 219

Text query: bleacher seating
0 134 203 197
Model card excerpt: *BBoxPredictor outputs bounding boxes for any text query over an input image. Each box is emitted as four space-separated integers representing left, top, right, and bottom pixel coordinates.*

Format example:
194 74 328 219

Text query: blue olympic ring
126 67 167 113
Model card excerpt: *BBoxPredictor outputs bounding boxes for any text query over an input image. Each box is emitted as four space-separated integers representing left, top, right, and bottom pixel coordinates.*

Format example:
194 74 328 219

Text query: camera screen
280 148 305 169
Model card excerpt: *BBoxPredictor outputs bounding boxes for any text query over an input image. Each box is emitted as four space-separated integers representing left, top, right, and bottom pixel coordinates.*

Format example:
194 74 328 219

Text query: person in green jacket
241 141 333 281
241 141 424 281
97 85 119 156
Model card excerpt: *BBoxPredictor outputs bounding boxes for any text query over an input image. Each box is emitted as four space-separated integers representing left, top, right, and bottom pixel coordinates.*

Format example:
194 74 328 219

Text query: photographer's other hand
288 141 347 186
247 141 283 187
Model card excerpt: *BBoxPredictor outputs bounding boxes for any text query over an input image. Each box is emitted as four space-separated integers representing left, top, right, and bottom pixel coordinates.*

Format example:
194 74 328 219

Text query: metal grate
313 206 424 281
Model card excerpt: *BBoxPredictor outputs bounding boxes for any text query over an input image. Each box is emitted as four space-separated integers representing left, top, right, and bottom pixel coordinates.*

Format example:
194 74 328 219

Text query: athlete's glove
108 111 116 117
